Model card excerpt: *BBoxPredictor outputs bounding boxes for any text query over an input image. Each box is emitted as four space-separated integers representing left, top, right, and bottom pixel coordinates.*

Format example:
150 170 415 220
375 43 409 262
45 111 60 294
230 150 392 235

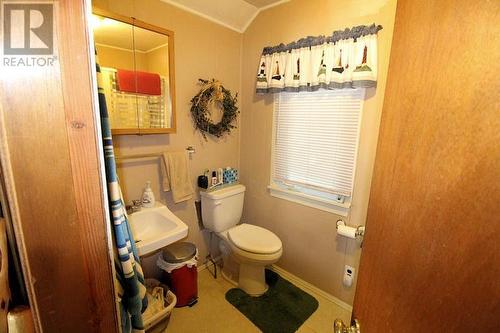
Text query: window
269 89 365 216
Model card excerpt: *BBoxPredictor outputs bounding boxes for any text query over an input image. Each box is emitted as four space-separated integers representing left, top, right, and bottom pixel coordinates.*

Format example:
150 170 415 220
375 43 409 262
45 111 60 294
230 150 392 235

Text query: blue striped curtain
95 52 148 333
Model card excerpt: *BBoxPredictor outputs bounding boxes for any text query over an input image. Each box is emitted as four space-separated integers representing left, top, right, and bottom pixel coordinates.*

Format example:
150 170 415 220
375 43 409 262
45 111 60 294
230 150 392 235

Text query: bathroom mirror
92 9 176 135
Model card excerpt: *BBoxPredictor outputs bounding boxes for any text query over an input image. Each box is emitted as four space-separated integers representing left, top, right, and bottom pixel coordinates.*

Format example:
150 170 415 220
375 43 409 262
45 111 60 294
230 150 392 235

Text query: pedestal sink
128 202 188 256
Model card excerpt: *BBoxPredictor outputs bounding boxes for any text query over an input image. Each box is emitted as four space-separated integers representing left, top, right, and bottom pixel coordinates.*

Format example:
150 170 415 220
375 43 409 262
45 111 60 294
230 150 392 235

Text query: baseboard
198 259 353 311
270 265 353 312
197 256 221 272
197 262 208 272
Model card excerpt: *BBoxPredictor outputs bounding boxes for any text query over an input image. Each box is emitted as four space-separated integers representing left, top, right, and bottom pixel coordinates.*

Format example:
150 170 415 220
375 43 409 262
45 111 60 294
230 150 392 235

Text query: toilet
200 184 282 296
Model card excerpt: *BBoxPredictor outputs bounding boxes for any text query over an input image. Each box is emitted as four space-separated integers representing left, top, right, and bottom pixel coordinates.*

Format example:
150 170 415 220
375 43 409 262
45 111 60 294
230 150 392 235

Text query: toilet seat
228 224 282 254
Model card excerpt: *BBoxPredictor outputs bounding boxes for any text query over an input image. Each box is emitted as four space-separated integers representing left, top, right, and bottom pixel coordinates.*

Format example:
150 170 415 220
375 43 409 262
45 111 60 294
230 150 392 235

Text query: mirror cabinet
92 9 176 134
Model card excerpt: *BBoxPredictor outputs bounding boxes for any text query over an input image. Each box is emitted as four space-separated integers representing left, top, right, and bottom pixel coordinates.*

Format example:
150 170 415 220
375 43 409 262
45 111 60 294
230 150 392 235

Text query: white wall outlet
343 265 355 288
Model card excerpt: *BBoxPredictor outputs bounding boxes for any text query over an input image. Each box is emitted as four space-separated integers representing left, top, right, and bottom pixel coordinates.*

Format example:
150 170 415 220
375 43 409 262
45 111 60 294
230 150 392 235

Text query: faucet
126 199 142 215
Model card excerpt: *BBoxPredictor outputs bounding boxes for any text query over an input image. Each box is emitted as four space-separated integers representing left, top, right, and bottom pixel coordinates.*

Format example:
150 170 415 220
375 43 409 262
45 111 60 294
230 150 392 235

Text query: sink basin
128 202 188 256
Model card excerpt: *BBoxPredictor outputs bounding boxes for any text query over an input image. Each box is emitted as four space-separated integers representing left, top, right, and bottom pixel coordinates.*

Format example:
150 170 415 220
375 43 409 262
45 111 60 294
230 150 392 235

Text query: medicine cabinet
92 9 176 135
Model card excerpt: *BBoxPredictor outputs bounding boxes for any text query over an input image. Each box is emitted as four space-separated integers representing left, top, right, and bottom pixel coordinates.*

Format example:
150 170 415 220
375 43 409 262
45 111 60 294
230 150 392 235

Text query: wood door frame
0 0 118 331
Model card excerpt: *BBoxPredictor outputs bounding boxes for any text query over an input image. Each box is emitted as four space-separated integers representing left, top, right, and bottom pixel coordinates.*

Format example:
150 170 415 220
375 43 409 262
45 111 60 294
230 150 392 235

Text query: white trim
258 0 291 11
161 0 291 33
270 265 353 312
242 0 292 32
240 9 260 32
95 42 140 53
349 88 366 199
145 43 169 53
160 0 245 33
198 259 353 311
197 262 209 272
268 184 350 216
101 66 117 73
96 42 167 55
197 256 221 272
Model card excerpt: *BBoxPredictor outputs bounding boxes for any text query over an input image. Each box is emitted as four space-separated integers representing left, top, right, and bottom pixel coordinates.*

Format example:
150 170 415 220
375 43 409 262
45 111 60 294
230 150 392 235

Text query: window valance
256 24 382 94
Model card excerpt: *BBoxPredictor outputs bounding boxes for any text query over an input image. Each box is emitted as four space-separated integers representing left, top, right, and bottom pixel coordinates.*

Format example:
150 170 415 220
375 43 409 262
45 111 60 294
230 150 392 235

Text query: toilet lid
228 224 282 254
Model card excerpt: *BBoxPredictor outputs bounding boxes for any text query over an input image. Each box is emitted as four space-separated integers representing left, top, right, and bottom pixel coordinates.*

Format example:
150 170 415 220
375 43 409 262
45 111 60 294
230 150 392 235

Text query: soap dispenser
142 181 155 208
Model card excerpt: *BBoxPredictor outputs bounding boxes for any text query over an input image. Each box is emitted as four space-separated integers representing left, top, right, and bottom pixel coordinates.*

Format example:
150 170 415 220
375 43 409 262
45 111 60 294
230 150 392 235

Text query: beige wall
95 44 168 74
240 0 397 305
96 44 148 71
93 0 242 276
146 45 169 76
93 0 396 305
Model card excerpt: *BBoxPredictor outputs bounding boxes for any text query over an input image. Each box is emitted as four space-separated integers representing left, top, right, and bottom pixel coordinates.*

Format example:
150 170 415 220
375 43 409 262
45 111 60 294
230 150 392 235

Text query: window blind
272 89 364 197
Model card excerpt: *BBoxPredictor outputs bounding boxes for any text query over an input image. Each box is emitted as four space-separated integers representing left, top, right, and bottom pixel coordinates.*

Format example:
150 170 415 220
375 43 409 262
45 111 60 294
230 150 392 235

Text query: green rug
225 269 319 333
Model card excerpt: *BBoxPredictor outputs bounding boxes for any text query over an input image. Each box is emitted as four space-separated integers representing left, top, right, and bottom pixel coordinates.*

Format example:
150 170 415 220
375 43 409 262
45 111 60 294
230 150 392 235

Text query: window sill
267 184 350 216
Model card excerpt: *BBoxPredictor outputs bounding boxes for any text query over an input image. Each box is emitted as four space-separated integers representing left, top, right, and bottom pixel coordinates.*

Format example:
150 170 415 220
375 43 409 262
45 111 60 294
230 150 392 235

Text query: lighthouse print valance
256 24 382 94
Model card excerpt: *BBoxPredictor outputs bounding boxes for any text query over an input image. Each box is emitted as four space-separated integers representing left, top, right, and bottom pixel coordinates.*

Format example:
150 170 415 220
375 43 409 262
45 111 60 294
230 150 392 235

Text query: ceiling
160 0 290 33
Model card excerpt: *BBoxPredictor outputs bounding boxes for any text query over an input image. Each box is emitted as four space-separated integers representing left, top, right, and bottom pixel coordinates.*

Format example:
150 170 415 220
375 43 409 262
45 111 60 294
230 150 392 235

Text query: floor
166 268 351 333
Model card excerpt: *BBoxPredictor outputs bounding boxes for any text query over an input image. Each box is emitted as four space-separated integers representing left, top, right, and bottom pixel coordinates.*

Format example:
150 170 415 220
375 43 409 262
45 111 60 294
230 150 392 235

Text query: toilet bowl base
220 267 238 287
239 263 268 296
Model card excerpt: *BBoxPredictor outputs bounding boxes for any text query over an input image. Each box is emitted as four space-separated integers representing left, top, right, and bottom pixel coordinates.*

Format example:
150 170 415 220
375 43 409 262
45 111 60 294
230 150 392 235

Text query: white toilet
200 184 282 296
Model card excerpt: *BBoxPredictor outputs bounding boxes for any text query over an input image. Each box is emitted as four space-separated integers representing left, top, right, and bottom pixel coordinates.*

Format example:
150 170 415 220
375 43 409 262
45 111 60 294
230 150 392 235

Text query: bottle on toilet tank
211 171 218 186
217 168 223 184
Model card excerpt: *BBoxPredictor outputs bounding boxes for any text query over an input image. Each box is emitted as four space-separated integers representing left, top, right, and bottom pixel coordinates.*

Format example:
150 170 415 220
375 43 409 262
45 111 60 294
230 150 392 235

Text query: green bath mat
225 269 319 333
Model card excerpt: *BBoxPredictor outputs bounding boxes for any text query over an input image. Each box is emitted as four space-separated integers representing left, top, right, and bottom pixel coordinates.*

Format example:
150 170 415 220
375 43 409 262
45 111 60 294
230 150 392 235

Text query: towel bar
115 147 195 160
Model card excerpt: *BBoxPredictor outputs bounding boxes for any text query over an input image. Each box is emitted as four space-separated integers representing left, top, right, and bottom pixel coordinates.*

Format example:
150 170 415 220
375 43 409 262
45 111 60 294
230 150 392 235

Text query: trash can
157 242 198 307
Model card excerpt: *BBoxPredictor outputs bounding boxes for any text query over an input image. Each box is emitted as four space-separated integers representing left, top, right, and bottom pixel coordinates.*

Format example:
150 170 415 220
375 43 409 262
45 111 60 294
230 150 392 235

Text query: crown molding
160 0 291 33
160 0 245 33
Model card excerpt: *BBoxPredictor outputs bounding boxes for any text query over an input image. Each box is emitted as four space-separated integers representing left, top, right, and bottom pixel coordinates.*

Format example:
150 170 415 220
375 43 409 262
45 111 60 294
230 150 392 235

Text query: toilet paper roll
337 225 357 239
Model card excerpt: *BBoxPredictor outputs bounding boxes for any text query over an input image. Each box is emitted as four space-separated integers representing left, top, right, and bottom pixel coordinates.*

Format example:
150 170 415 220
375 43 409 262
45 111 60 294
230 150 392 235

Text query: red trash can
159 242 198 307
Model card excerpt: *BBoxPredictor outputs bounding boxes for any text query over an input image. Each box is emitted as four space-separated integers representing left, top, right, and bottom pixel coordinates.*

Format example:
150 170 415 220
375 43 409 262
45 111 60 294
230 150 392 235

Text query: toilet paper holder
336 220 365 241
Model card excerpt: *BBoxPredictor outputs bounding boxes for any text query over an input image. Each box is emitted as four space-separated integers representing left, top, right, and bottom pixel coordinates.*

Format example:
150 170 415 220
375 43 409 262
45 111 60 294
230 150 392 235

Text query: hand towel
161 156 171 192
116 69 161 95
161 152 194 203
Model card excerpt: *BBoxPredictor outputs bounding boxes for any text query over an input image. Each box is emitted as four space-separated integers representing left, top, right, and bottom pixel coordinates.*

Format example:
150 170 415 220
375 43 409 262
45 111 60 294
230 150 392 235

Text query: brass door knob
334 318 361 333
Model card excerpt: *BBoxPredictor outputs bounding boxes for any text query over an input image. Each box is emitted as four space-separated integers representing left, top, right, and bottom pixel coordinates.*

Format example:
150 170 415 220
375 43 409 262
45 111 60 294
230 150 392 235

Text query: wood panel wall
353 0 500 332
0 1 118 331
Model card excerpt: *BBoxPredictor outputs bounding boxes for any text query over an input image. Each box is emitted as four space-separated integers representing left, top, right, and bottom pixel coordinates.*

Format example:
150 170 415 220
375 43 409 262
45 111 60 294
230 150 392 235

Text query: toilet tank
200 184 245 233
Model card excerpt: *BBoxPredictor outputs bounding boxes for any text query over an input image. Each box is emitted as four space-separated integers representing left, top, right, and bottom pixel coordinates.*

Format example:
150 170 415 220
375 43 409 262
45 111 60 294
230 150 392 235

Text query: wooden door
0 0 118 331
352 0 500 332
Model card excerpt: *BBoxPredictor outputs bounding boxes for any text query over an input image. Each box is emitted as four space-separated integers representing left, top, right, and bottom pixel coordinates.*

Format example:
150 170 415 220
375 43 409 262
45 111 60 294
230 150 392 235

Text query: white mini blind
272 89 364 197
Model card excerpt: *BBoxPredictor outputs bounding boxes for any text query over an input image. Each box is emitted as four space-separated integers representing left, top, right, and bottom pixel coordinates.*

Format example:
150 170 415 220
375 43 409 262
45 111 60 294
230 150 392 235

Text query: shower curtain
95 51 148 333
